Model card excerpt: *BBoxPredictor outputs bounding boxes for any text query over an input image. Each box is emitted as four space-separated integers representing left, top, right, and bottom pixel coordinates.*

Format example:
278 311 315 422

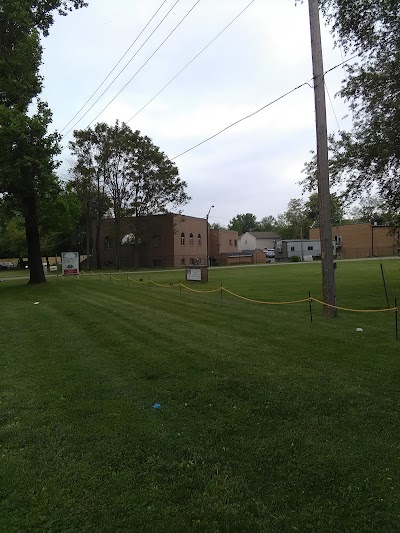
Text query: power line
127 0 256 124
61 0 184 139
324 80 341 131
59 0 169 134
172 82 310 160
172 55 359 160
83 0 202 133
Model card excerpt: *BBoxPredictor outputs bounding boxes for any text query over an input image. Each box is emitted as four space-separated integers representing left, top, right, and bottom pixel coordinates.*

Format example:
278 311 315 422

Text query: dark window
181 258 185 265
152 259 162 267
197 234 202 246
229 239 232 245
104 236 112 250
291 246 295 252
190 257 195 265
152 234 161 248
308 246 314 251
181 233 185 246
189 233 194 246
234 240 237 246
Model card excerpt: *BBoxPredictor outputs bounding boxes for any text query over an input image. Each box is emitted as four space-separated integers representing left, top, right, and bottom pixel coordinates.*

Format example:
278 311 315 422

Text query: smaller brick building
96 214 207 268
209 229 239 261
309 223 399 259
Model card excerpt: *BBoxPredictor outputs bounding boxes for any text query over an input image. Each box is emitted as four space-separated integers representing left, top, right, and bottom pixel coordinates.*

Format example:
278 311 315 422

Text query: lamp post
206 205 214 266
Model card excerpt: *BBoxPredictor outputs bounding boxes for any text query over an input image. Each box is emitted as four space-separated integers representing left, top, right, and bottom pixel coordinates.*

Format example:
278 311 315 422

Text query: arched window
152 234 161 248
198 234 202 246
180 232 185 246
189 233 194 246
104 236 112 250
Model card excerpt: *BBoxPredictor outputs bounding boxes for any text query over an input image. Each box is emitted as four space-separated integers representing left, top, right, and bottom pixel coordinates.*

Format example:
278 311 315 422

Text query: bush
291 256 301 262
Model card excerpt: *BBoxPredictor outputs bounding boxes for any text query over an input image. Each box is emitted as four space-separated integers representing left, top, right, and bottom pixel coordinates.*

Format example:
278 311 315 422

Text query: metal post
309 291 313 323
206 205 214 267
395 298 398 341
308 0 336 317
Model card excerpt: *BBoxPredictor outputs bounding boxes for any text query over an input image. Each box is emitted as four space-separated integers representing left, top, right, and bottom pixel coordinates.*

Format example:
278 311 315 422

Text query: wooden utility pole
308 0 336 317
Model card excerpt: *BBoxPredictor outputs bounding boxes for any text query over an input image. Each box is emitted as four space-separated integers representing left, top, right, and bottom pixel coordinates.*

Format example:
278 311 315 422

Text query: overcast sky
40 0 352 227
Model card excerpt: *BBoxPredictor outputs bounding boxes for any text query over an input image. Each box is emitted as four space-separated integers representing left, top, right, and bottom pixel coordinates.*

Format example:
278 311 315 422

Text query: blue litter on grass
153 403 161 409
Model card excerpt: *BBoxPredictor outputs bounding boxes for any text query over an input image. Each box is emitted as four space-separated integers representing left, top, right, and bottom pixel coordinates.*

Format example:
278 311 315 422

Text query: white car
265 249 275 258
0 261 14 270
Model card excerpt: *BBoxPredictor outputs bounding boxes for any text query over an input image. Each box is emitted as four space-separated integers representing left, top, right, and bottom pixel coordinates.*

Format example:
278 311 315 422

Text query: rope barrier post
395 298 398 341
309 291 313 323
220 282 223 303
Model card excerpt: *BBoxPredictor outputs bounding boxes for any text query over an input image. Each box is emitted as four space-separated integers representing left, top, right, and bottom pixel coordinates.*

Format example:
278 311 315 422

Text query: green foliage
228 213 258 234
302 1 400 213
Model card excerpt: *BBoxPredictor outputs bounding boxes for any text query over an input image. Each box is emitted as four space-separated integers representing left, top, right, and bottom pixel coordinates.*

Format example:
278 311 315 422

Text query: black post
309 291 313 323
380 263 390 308
395 298 398 341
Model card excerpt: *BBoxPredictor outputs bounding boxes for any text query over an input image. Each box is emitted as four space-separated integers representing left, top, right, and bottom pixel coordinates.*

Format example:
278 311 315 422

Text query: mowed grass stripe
1 262 400 531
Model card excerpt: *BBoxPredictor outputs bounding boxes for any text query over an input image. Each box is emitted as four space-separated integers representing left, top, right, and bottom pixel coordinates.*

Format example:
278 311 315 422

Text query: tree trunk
95 221 101 269
22 195 46 284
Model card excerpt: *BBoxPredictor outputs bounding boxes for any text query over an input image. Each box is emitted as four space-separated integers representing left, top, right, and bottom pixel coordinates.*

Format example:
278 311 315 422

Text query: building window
152 259 162 267
198 234 202 246
189 233 194 246
181 232 185 246
234 240 237 246
291 246 295 252
152 234 161 248
190 257 195 265
104 236 112 250
229 239 232 245
181 258 185 266
308 246 314 251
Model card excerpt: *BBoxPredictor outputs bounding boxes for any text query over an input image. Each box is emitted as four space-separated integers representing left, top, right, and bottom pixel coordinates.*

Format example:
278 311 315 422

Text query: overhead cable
80 0 202 134
127 0 256 124
59 0 170 134
62 0 185 138
172 55 359 160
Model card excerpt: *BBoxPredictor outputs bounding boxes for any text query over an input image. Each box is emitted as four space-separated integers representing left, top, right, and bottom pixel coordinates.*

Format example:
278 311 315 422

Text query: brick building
309 223 399 259
96 214 207 268
209 229 239 259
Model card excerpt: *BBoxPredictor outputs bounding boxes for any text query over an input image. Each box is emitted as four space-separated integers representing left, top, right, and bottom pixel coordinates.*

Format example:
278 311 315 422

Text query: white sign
62 252 79 276
186 268 202 281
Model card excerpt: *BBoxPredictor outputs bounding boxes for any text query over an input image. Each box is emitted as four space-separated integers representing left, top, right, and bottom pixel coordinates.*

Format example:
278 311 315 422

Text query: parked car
264 249 275 258
0 261 15 270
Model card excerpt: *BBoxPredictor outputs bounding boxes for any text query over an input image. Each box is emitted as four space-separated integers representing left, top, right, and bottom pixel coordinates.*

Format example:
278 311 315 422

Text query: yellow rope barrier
149 280 181 288
180 283 221 294
94 275 396 313
311 297 396 313
222 287 309 305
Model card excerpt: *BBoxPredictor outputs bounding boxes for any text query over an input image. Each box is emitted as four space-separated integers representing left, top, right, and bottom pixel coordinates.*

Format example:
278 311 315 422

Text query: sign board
62 252 79 276
186 268 202 281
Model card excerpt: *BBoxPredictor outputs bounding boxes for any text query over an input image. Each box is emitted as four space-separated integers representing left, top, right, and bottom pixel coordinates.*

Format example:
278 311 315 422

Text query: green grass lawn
1 259 400 532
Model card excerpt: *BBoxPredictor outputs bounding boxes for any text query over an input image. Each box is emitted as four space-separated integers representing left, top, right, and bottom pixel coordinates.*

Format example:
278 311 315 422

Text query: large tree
302 1 400 214
0 0 87 283
228 213 258 235
70 121 190 268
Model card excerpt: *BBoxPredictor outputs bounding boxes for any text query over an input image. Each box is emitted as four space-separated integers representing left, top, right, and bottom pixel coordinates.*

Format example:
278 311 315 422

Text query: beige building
96 214 207 268
209 229 239 259
309 223 399 259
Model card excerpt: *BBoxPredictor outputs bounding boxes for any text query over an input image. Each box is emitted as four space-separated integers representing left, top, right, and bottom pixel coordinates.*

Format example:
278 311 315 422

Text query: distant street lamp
206 205 214 266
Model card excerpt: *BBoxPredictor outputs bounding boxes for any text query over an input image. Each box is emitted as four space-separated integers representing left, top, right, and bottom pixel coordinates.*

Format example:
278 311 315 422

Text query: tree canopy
0 0 87 282
302 0 400 214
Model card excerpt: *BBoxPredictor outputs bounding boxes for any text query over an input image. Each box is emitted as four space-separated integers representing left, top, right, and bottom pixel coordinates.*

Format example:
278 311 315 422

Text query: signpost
62 252 80 276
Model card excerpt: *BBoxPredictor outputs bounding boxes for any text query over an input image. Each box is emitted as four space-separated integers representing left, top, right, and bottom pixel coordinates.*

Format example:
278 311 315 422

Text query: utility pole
206 205 214 266
308 0 336 317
